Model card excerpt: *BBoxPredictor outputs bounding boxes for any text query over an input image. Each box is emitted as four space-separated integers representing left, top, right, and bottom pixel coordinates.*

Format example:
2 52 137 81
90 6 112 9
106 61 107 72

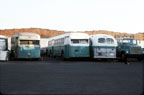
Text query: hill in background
0 28 143 41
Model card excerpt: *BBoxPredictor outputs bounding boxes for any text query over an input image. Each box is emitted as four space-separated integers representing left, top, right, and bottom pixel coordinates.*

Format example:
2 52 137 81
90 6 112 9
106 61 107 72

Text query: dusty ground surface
0 57 143 95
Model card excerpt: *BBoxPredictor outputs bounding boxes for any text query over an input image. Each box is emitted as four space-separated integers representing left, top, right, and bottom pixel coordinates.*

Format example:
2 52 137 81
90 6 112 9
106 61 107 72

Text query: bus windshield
0 39 7 51
107 38 114 44
98 38 114 44
20 40 39 45
71 39 88 44
98 38 105 43
122 39 137 44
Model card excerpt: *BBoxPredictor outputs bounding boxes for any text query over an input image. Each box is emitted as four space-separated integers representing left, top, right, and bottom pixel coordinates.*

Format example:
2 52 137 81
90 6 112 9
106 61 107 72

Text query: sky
0 0 144 33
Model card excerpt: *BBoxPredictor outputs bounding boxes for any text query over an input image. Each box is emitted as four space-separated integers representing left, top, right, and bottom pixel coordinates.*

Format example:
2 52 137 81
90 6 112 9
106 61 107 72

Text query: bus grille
130 47 141 54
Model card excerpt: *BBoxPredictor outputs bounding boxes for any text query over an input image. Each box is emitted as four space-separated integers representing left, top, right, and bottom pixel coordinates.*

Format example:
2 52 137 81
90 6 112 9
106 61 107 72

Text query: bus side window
118 39 122 44
71 39 79 44
54 40 56 46
107 38 114 44
64 37 69 45
62 38 64 45
48 41 52 47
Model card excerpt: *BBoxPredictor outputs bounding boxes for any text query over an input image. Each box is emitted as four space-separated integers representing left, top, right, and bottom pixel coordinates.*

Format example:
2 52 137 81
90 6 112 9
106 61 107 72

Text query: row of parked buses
47 33 117 59
0 32 144 61
47 32 144 61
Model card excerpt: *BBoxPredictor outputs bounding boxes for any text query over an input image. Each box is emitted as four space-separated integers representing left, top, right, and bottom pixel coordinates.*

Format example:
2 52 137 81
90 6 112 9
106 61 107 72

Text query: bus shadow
64 58 91 62
58 57 141 63
59 57 118 63
10 58 42 61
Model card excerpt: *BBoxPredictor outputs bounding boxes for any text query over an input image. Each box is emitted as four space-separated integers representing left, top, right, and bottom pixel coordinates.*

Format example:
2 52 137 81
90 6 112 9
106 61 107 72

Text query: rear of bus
90 34 117 59
18 34 41 59
64 33 90 58
0 36 9 61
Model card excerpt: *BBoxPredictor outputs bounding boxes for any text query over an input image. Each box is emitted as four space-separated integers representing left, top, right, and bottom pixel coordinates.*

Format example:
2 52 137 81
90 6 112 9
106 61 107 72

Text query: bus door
94 38 107 58
105 38 116 58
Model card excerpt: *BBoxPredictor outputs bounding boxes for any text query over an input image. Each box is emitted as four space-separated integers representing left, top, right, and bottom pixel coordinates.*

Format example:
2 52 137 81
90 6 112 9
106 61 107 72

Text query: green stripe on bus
92 46 116 48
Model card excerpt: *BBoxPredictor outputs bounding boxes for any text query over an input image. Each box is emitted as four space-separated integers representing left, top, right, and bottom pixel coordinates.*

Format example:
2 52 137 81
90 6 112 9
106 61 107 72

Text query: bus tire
121 53 127 62
61 51 64 58
10 52 14 61
49 51 52 57
53 54 56 58
5 56 9 61
38 57 43 61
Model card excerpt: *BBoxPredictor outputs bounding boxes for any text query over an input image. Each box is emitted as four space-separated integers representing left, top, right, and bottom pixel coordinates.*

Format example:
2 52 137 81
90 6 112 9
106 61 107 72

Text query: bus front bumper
0 51 9 61
125 54 143 58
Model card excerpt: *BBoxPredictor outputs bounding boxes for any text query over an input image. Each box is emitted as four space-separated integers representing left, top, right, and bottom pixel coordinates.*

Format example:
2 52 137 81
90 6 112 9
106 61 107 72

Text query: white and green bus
11 33 41 60
47 33 90 59
0 35 9 61
90 34 117 59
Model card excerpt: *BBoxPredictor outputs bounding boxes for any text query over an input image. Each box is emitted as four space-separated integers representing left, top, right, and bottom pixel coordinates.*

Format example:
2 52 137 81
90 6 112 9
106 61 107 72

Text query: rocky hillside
0 28 143 41
0 28 65 38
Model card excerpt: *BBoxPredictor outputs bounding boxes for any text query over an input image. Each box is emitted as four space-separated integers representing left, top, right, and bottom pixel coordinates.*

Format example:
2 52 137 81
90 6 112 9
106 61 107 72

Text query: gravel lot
0 57 143 95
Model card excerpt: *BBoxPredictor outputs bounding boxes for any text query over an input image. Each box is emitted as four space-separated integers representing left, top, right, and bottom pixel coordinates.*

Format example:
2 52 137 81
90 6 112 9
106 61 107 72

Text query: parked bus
0 35 9 61
90 34 117 59
47 33 90 59
11 33 41 60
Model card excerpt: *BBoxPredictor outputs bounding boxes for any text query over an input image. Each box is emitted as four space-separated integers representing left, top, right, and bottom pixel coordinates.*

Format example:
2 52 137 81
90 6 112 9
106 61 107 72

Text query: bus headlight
109 53 114 56
126 51 129 54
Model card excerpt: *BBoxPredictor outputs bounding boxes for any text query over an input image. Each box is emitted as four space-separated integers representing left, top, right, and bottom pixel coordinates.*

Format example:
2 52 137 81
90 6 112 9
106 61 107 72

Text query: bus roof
0 35 8 39
12 32 40 37
48 33 89 41
90 34 115 39
11 32 40 40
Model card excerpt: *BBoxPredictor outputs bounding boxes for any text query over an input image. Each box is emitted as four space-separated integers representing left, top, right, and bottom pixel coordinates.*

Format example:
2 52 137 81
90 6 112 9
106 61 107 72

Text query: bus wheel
10 53 14 61
61 51 64 58
6 55 9 61
121 53 127 63
49 51 52 57
38 57 43 61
